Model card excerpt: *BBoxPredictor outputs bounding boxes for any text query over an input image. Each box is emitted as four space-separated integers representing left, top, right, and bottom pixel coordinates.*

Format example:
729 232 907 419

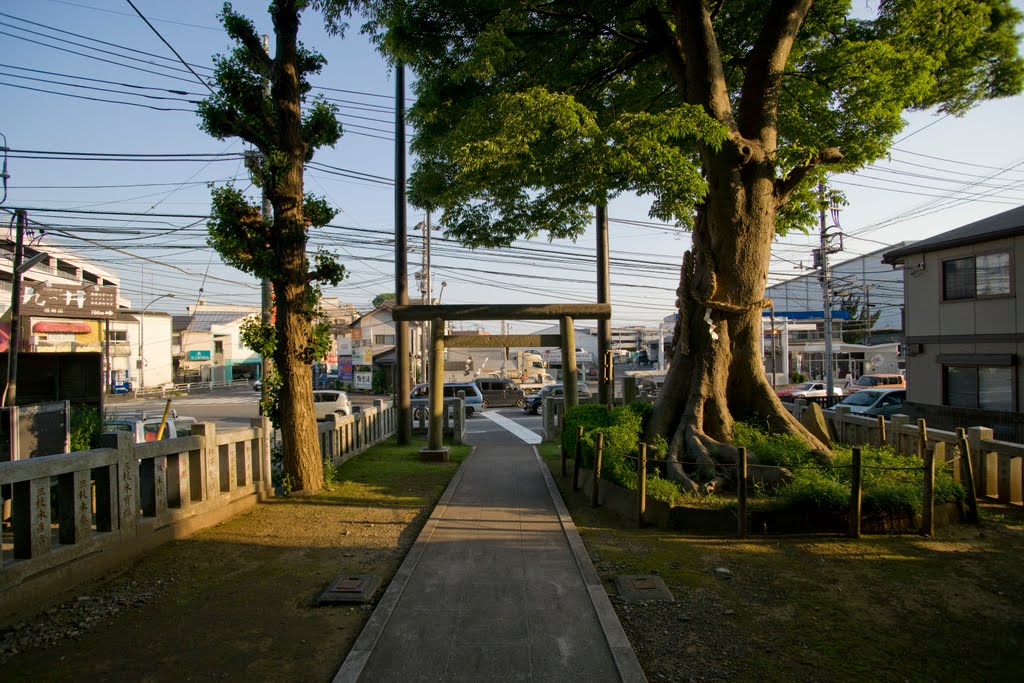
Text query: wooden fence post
737 446 748 538
967 426 994 498
592 431 604 508
876 416 886 449
956 428 979 525
916 418 928 460
922 439 935 537
849 447 862 539
637 443 647 528
572 425 583 491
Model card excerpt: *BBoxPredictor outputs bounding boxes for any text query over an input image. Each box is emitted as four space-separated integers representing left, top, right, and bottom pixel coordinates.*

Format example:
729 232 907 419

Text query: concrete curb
532 446 648 682
332 446 477 683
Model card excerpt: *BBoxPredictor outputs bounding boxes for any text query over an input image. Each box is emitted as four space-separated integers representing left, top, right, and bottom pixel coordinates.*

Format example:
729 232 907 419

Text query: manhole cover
614 574 674 603
318 575 381 605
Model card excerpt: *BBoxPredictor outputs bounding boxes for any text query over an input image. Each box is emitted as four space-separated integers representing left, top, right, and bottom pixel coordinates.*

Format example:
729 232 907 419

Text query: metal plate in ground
614 574 674 602
318 575 381 605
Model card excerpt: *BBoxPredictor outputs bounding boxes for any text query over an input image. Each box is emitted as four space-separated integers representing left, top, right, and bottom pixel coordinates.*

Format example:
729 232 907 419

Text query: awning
32 321 92 334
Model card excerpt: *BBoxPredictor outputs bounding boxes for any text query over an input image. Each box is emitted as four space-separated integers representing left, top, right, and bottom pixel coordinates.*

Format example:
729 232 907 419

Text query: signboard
188 350 211 361
355 342 374 365
337 336 353 356
339 357 353 382
19 283 118 319
354 370 372 390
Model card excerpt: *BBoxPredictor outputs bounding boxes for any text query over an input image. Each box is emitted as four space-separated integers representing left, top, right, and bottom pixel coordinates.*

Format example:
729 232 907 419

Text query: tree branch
640 5 690 106
737 0 814 147
674 0 735 129
774 147 843 206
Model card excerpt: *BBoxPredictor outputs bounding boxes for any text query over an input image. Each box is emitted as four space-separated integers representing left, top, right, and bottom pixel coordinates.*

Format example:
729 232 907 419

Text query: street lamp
138 293 175 394
436 281 448 304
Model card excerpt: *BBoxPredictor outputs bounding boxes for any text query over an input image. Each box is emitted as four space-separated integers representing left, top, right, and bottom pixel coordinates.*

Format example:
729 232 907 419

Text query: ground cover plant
563 405 965 517
539 441 1024 682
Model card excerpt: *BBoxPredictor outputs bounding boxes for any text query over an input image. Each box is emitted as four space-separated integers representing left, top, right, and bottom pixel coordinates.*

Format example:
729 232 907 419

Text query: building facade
883 205 1024 431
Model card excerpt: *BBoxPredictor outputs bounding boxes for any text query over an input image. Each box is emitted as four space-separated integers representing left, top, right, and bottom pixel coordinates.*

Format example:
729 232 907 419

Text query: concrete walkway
334 431 646 682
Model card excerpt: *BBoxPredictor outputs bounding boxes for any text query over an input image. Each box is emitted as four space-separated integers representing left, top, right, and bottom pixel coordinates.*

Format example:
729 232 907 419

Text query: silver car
836 388 905 416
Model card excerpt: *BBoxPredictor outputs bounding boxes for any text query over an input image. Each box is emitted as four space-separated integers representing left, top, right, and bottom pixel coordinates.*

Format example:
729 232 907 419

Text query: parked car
835 388 906 416
775 382 843 399
410 382 485 418
474 377 527 408
524 382 592 415
103 410 194 442
846 373 906 393
312 389 351 419
316 371 339 389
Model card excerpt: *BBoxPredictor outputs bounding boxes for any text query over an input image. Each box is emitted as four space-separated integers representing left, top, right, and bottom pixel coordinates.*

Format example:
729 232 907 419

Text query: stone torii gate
392 303 612 459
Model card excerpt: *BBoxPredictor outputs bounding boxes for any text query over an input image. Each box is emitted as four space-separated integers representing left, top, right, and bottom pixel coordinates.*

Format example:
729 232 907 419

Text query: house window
944 365 1013 411
943 252 1011 300
374 334 395 345
109 330 128 342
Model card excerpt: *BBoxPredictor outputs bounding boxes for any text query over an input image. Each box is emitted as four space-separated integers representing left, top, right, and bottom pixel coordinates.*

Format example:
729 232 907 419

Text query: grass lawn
539 442 1024 682
2 437 471 681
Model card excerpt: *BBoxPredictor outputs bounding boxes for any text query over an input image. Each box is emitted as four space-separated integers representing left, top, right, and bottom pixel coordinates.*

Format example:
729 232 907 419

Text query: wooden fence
784 400 1022 508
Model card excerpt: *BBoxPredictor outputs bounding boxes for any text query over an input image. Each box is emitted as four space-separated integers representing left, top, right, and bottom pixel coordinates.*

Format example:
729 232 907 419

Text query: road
107 387 547 441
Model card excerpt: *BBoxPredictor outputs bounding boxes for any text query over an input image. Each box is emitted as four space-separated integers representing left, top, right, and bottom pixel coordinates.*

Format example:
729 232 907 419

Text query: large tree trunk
269 1 323 494
647 153 830 493
274 250 323 494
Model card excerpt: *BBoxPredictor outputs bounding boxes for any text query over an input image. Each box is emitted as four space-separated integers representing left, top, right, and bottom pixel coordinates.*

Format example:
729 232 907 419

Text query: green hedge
562 410 968 516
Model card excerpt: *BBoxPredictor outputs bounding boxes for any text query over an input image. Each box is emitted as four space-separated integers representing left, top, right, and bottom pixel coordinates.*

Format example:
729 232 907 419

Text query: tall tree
372 292 396 307
341 0 1022 491
199 1 345 493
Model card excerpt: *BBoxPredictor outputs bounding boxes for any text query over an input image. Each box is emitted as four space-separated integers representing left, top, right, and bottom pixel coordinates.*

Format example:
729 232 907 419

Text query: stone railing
542 396 597 442
0 403 400 622
0 419 271 621
783 399 1023 508
409 397 466 445
318 399 400 462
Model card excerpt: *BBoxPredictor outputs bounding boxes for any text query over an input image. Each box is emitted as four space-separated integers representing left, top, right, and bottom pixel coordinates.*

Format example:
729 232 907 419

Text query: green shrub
70 405 103 452
789 371 807 383
778 468 850 511
733 421 814 469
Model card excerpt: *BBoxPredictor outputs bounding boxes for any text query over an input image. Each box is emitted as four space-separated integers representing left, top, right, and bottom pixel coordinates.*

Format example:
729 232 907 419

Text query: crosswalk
122 395 259 411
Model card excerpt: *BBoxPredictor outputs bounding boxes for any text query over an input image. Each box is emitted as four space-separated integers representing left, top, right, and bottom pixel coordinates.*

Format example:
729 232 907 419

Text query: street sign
188 350 211 361
19 283 118 319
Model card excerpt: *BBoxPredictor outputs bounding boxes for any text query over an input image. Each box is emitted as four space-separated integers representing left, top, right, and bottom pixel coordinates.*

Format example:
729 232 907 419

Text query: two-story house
883 205 1024 437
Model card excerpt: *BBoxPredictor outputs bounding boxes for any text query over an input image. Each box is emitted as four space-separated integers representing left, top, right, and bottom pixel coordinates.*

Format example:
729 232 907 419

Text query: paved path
334 429 646 682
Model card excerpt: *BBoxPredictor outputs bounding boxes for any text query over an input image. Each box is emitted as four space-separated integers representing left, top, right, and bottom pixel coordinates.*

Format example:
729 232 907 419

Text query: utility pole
818 181 833 398
259 35 273 410
3 209 26 407
817 181 843 399
394 63 411 444
864 284 874 347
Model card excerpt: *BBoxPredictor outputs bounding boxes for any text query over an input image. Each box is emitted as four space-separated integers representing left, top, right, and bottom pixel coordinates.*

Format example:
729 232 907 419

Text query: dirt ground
1 446 466 682
547 463 1024 682
3 443 1022 682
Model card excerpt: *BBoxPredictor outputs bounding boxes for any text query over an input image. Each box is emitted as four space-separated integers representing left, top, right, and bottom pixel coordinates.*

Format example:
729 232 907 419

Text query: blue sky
2 0 1023 333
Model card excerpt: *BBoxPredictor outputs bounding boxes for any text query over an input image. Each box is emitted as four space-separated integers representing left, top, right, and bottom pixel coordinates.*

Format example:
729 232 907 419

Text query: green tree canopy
333 0 1023 491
